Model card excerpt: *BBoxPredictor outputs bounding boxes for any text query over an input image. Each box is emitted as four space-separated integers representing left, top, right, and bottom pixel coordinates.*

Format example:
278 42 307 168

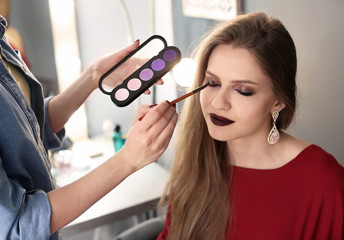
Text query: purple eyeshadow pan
139 68 154 81
115 88 129 101
163 50 177 62
151 59 165 71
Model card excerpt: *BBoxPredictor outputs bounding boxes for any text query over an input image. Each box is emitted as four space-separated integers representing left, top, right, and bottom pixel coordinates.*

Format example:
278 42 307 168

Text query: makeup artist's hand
117 101 177 170
84 40 163 94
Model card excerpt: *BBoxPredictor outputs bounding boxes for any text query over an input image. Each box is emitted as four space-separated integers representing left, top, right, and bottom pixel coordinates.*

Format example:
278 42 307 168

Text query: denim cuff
44 96 66 150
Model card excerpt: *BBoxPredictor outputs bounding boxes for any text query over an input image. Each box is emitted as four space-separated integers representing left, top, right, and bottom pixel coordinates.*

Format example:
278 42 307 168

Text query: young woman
158 12 344 240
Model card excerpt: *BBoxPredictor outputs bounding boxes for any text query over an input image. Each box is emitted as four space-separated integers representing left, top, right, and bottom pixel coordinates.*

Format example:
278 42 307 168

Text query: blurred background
3 0 344 239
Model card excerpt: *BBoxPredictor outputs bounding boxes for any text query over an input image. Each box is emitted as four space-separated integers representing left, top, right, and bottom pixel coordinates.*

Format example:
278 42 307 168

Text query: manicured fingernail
133 39 139 44
165 100 170 105
149 104 158 108
172 103 176 108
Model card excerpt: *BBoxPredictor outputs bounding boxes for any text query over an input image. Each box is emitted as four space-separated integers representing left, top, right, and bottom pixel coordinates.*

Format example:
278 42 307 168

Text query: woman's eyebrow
205 70 258 85
205 70 219 79
232 80 258 85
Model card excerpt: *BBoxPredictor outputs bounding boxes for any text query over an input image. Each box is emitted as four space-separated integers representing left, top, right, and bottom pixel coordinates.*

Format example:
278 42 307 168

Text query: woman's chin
208 131 229 142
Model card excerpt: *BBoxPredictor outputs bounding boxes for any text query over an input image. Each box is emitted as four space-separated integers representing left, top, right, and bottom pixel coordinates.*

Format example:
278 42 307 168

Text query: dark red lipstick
210 113 234 126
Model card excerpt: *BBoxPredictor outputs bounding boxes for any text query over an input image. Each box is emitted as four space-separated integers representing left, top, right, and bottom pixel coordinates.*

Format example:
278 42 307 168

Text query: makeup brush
138 82 210 121
170 82 210 105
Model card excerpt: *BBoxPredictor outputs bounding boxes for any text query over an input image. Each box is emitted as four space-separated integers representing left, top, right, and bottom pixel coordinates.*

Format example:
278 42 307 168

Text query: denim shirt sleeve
43 96 65 150
0 162 52 239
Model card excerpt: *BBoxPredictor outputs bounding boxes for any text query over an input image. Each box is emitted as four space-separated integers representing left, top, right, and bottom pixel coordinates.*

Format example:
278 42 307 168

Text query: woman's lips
209 113 235 126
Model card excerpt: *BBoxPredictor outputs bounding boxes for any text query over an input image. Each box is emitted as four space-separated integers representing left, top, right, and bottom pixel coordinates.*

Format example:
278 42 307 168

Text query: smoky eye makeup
208 79 220 87
204 77 220 87
234 85 255 96
235 89 254 96
204 71 221 87
99 35 182 107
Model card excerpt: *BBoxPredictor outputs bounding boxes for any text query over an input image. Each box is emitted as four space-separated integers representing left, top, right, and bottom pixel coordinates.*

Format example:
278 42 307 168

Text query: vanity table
54 137 170 238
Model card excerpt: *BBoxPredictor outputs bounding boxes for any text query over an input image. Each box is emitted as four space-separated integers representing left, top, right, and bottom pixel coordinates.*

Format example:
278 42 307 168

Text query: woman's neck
227 132 308 170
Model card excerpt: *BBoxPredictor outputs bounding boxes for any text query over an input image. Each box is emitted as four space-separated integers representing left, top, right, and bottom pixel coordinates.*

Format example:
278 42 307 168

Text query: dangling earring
267 110 280 144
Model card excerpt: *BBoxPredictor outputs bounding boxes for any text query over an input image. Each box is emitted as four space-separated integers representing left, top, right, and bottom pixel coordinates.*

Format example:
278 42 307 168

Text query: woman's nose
211 90 231 111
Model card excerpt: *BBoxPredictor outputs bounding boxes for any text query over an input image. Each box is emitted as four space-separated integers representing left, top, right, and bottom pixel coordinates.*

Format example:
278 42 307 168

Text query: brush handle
170 91 193 105
170 82 210 104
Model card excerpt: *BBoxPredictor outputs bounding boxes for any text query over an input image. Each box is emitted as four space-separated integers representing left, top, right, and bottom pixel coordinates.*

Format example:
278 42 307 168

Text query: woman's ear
271 100 286 113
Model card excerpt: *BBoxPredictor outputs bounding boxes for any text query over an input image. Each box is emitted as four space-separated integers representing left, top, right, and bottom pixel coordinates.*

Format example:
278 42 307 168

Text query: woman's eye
237 90 254 96
234 87 254 96
209 81 220 87
206 78 220 87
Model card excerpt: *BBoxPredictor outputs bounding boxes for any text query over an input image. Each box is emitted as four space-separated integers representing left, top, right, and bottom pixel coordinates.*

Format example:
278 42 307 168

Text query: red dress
158 145 344 240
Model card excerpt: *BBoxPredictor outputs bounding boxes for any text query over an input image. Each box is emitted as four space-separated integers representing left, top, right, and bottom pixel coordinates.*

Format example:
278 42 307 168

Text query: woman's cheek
200 91 208 110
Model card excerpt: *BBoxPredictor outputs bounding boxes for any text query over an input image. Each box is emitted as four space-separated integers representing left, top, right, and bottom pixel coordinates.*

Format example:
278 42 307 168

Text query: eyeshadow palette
99 35 182 107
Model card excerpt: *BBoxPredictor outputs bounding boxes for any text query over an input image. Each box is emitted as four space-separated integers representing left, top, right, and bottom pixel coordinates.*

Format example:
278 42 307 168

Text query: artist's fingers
154 111 178 151
119 104 177 170
132 102 169 124
147 104 176 139
141 111 178 161
115 40 140 60
144 89 151 95
102 40 140 68
138 101 172 131
137 105 177 159
132 105 151 125
156 79 164 85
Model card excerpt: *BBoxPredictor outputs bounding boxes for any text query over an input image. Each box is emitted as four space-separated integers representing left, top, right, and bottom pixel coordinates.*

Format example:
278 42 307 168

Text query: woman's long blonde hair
159 12 297 240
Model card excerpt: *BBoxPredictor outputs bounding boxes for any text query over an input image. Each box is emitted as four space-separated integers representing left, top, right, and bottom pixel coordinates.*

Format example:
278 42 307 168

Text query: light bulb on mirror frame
173 58 197 87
